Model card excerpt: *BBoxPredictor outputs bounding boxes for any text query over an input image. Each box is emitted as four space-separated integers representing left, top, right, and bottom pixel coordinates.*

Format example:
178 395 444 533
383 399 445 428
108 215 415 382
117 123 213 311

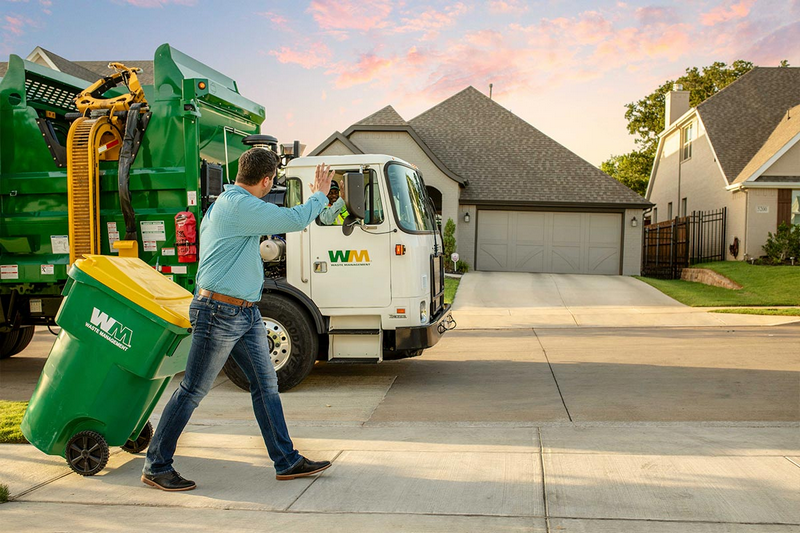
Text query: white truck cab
223 153 455 392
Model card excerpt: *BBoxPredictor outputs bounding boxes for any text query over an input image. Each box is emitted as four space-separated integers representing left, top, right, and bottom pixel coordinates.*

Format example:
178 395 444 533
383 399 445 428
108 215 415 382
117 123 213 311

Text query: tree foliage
600 150 654 196
443 218 456 270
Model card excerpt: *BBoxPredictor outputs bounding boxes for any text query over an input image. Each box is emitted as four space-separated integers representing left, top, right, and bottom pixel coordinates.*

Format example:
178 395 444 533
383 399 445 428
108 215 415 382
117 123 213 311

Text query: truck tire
223 293 318 393
8 327 35 357
0 330 21 359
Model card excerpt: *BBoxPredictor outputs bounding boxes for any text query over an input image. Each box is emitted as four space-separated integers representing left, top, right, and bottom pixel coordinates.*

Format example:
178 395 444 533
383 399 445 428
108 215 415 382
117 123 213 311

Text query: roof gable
732 104 800 185
697 67 800 183
409 86 648 206
355 105 408 126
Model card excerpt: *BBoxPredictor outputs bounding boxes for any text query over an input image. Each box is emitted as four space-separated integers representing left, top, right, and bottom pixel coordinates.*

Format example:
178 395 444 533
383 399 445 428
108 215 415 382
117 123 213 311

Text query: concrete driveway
452 272 800 328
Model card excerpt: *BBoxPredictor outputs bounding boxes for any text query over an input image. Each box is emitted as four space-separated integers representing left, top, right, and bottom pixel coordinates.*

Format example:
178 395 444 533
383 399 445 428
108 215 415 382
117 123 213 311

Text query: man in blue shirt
142 148 333 491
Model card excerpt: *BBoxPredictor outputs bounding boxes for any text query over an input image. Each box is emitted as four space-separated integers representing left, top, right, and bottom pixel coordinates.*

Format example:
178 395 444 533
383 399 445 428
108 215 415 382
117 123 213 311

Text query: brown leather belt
198 289 255 308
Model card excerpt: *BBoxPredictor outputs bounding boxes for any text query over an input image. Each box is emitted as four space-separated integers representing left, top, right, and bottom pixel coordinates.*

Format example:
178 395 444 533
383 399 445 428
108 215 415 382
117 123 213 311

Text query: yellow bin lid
75 255 193 329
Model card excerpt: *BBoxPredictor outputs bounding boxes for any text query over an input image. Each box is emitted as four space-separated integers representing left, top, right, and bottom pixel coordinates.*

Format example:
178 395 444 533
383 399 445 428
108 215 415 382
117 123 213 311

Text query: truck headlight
420 301 428 324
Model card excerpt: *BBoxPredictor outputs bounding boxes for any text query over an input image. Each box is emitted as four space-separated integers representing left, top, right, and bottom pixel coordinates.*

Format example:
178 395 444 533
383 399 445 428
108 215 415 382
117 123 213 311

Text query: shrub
443 218 456 271
456 260 470 273
0 483 8 503
763 223 800 264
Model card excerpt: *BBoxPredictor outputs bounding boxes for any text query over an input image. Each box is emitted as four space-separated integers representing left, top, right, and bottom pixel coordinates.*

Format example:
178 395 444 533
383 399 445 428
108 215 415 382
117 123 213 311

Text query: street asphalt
1 273 798 532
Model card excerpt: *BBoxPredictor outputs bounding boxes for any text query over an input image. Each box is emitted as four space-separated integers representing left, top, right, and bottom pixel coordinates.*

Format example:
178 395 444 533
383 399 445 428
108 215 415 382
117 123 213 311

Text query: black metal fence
642 208 726 279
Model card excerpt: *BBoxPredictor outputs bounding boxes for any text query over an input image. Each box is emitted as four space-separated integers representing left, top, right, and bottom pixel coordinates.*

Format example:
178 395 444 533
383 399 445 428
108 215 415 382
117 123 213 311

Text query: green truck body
0 44 265 346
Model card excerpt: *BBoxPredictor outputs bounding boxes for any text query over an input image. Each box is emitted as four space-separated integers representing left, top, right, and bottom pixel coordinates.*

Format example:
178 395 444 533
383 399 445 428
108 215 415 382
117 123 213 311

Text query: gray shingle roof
0 48 155 87
408 87 649 206
732 103 800 185
697 67 800 184
355 105 408 126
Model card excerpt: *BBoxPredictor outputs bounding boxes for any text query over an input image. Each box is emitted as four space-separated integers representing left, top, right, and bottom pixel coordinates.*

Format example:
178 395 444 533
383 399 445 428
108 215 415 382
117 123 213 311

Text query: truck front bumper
394 305 455 351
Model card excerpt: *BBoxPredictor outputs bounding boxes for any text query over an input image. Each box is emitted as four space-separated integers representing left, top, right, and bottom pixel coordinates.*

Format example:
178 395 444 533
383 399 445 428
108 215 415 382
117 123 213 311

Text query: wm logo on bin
85 307 133 351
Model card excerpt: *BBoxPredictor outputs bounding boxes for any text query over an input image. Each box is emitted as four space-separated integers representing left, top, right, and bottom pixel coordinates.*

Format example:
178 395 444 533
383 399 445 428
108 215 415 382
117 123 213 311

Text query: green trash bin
21 255 194 476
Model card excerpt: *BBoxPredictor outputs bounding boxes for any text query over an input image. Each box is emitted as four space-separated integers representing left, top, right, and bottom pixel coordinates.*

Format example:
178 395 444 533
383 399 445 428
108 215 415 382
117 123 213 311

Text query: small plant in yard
0 483 9 503
456 260 470 273
443 218 457 271
762 223 800 264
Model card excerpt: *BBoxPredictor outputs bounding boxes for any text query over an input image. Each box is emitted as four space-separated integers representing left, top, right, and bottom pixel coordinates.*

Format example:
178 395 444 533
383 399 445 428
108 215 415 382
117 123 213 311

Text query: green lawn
637 262 800 307
445 277 460 305
0 401 28 444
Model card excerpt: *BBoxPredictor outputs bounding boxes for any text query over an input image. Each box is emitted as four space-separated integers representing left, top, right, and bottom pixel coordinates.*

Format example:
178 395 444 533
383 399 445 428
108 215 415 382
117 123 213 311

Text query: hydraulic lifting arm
67 64 150 264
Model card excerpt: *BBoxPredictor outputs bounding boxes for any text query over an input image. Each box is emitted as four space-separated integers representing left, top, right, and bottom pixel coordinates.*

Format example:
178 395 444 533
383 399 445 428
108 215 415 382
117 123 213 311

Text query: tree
600 150 653 196
443 218 456 271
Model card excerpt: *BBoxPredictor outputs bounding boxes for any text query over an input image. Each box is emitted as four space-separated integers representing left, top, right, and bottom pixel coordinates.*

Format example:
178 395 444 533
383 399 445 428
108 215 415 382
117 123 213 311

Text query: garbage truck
0 43 453 390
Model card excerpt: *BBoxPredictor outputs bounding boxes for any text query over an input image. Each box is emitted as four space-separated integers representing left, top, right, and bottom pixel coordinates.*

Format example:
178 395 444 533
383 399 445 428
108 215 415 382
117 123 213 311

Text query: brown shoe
276 457 331 480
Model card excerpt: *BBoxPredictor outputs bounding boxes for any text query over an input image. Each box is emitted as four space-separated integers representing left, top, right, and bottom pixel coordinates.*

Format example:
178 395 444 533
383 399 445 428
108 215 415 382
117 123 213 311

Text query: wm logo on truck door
328 250 371 266
85 307 133 351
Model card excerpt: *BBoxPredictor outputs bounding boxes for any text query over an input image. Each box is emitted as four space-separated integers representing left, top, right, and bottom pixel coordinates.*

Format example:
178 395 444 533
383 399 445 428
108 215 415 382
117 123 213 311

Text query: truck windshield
386 163 436 233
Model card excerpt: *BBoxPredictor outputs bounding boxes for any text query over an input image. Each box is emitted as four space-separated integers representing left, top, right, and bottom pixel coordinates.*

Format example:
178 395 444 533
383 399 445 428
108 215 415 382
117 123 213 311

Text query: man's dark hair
236 148 279 185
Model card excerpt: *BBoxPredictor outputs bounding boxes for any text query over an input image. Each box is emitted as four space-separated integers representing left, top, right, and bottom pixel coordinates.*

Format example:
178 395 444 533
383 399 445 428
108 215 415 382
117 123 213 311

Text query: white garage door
476 211 622 274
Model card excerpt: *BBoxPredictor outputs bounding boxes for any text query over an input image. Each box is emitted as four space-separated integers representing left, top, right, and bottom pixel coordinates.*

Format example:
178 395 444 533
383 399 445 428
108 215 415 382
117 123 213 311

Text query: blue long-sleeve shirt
195 185 328 302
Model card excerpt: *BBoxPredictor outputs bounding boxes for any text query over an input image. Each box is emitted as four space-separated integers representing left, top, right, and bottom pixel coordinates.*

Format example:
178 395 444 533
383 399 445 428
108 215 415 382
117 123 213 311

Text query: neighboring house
647 67 800 260
311 87 650 275
0 46 154 85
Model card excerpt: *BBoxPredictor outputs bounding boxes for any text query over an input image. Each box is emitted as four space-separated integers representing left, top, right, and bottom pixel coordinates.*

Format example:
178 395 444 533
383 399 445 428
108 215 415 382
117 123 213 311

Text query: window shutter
777 189 791 225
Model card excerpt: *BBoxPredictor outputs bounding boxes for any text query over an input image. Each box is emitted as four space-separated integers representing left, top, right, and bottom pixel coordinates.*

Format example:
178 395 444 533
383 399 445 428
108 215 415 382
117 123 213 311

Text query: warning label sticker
41 265 54 275
140 220 166 241
51 235 70 254
1 265 19 280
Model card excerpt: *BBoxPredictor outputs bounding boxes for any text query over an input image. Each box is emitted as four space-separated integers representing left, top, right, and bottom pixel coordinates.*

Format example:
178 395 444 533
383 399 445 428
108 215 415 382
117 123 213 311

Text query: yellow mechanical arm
74 63 146 116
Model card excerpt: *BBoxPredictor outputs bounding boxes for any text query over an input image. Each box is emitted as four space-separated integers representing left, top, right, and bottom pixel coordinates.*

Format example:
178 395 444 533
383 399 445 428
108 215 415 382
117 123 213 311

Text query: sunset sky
2 0 798 165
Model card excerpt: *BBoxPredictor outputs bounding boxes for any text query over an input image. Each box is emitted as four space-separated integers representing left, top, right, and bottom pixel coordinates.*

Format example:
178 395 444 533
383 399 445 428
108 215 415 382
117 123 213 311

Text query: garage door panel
551 246 582 273
513 245 545 272
477 243 510 270
476 210 622 275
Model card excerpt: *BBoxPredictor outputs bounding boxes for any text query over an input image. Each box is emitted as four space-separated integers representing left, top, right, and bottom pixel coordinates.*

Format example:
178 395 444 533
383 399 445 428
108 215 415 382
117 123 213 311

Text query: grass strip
0 401 28 444
444 277 460 305
710 308 800 316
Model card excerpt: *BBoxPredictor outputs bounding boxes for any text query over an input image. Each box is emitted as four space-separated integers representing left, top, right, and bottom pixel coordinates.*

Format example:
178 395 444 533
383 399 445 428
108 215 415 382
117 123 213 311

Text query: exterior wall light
631 216 638 227
464 212 471 223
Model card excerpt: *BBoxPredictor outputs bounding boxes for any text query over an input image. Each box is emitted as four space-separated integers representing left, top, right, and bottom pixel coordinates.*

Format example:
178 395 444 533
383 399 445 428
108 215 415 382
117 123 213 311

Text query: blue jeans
143 294 302 475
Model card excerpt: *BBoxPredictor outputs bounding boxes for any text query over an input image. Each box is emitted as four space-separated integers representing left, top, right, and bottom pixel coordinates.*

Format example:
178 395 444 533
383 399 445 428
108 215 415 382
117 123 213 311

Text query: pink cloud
700 0 756 26
257 11 290 31
269 42 332 69
537 11 615 46
393 2 471 38
330 52 395 88
307 0 393 32
591 23 693 66
740 21 800 65
123 0 196 6
487 0 528 15
4 15 27 36
635 6 678 26
465 29 503 47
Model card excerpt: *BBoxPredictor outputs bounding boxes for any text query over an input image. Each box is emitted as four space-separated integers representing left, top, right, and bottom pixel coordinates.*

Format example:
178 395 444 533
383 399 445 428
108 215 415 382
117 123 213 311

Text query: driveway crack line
285 450 343 512
550 274 578 326
533 328 573 423
537 427 551 533
785 456 800 470
363 375 397 427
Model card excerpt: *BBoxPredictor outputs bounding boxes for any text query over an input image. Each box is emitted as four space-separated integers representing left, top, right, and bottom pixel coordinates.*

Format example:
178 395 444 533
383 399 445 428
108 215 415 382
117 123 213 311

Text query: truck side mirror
344 172 366 220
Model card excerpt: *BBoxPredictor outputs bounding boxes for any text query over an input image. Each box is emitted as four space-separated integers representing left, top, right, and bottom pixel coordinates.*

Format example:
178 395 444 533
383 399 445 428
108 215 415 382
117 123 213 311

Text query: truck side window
285 178 303 208
364 170 384 225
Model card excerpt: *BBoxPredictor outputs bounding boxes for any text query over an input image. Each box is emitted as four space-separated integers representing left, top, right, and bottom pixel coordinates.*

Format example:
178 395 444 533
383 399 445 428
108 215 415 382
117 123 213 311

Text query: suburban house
647 67 800 261
311 87 651 275
0 46 154 85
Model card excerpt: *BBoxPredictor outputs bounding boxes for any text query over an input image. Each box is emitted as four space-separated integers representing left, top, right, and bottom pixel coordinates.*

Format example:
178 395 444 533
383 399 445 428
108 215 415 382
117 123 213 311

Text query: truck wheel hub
263 318 291 370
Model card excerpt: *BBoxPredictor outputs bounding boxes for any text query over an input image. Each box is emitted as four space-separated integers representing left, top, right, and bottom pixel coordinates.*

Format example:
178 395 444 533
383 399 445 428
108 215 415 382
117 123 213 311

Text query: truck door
309 170 391 308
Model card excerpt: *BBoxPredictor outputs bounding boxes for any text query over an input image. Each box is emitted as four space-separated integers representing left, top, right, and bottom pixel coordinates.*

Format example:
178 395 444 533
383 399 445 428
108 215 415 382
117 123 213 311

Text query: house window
681 123 694 161
681 197 687 217
792 191 800 225
668 202 673 219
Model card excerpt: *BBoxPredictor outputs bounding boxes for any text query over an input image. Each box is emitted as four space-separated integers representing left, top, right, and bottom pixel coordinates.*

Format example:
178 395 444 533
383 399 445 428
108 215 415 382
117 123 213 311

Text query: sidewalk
2 422 798 532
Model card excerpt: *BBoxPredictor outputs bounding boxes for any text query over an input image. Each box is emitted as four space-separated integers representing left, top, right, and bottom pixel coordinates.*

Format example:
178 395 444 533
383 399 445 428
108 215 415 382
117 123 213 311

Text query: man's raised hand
309 164 334 196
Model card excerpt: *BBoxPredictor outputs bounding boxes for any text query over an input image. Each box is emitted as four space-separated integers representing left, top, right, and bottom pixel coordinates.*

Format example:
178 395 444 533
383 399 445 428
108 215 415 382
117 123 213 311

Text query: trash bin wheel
66 431 109 476
121 421 153 454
